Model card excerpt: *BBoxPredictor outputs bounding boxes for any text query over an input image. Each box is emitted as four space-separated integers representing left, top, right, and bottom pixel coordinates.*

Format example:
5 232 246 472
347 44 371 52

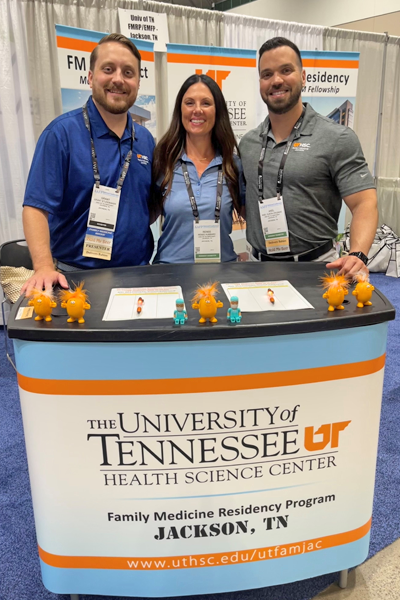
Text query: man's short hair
90 33 141 74
259 37 303 70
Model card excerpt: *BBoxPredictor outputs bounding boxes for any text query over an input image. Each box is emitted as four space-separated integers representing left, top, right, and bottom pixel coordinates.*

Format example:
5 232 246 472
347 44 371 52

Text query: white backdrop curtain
376 179 400 235
323 28 386 178
223 15 324 51
0 0 36 245
378 37 400 179
324 28 400 234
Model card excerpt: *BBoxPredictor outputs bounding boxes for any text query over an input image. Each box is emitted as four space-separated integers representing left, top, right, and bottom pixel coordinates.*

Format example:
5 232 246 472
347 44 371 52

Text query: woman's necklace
189 152 215 163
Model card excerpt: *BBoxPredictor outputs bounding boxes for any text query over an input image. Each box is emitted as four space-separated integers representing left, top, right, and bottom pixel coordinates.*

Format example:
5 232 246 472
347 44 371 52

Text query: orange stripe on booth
38 518 371 570
18 355 385 396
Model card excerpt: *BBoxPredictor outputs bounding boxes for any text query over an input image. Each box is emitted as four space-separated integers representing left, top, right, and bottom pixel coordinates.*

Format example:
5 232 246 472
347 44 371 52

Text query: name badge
193 220 221 263
258 196 290 254
82 184 121 260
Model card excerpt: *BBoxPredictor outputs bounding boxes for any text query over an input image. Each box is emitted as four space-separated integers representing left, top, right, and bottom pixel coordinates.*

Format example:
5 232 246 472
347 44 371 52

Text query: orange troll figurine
60 282 91 323
352 272 374 308
192 281 223 324
321 272 350 312
28 289 57 322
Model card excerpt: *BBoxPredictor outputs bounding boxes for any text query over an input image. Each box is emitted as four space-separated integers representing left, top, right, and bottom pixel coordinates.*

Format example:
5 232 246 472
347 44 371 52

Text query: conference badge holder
258 196 290 254
83 185 121 261
181 161 223 264
193 220 221 263
256 107 305 256
81 101 134 261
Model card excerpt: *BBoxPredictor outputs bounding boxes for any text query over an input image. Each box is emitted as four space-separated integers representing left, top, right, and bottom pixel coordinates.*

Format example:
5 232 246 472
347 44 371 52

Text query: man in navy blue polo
22 33 154 296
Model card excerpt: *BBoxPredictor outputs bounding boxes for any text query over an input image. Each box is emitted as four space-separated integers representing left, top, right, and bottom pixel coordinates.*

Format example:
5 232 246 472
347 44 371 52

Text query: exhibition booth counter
7 262 395 597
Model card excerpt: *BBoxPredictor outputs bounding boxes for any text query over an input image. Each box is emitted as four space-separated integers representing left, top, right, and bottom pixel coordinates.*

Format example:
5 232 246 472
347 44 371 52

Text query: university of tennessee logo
195 69 231 89
304 421 351 451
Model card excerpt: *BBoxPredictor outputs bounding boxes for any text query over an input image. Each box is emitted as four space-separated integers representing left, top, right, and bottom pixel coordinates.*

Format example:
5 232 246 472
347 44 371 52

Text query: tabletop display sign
301 51 359 130
55 24 157 138
167 44 257 143
15 319 388 596
118 8 169 52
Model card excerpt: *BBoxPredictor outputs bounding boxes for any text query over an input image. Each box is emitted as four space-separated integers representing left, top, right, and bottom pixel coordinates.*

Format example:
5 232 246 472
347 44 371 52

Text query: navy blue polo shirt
24 96 155 268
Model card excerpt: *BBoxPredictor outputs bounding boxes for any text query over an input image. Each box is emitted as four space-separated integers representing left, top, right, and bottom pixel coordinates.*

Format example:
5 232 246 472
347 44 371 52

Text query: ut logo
195 69 230 89
304 421 351 451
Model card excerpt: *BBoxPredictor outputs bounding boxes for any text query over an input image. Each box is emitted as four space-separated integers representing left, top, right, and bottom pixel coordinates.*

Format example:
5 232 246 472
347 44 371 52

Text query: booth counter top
7 262 395 342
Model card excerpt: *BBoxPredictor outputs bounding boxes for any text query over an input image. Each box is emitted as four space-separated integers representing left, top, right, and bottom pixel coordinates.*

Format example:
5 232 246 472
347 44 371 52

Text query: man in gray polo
239 37 377 276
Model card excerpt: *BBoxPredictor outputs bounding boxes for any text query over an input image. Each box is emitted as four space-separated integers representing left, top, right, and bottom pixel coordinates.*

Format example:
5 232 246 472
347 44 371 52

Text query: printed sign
301 51 359 130
118 8 169 52
167 44 257 143
15 323 387 596
55 24 157 138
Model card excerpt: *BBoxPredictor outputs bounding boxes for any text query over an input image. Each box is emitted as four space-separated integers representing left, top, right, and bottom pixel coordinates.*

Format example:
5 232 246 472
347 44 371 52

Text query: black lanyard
181 162 223 223
258 107 305 201
82 102 135 191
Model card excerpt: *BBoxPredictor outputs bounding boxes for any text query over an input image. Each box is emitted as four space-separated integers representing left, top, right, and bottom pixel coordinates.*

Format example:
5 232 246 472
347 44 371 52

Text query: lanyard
181 162 223 223
82 102 135 191
258 107 305 201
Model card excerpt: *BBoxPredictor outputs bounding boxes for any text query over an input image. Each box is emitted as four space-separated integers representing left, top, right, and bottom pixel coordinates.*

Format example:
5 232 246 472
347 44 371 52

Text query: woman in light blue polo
152 74 245 264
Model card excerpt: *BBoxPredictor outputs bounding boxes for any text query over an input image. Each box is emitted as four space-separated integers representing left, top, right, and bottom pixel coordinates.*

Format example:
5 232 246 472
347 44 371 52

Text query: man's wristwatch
348 251 368 265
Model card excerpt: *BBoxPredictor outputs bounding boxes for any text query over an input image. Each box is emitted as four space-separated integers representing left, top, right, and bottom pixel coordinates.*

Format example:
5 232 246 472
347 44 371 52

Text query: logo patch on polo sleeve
137 154 150 166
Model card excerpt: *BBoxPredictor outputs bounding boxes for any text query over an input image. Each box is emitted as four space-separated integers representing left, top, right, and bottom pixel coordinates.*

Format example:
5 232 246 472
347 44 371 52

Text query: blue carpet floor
0 272 399 600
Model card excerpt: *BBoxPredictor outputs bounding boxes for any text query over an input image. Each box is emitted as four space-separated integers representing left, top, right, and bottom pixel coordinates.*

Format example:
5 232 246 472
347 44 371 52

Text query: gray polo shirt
239 103 375 255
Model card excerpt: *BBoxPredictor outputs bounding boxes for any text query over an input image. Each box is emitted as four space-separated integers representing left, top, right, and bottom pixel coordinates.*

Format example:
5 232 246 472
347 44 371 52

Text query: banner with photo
303 51 359 232
166 44 257 144
301 51 359 130
55 25 157 138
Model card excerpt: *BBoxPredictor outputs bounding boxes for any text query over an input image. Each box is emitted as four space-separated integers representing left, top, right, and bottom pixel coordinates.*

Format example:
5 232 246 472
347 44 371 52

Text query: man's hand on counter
326 255 369 278
21 267 69 297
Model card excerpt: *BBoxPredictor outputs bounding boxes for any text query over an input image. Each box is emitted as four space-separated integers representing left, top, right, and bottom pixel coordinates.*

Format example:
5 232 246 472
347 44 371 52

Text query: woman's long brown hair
152 74 241 215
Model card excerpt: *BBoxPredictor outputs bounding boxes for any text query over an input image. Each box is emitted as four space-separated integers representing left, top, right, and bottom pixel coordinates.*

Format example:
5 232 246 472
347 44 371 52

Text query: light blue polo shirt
154 153 245 264
24 96 155 268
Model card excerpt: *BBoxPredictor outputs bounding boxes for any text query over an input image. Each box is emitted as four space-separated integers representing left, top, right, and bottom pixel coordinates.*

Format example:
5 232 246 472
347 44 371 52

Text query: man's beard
92 85 135 115
263 83 302 115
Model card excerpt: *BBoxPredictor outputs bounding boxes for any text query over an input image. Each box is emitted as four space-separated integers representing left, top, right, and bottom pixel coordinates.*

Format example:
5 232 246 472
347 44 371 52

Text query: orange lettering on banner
304 421 351 451
331 421 352 447
195 69 230 89
304 424 331 451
